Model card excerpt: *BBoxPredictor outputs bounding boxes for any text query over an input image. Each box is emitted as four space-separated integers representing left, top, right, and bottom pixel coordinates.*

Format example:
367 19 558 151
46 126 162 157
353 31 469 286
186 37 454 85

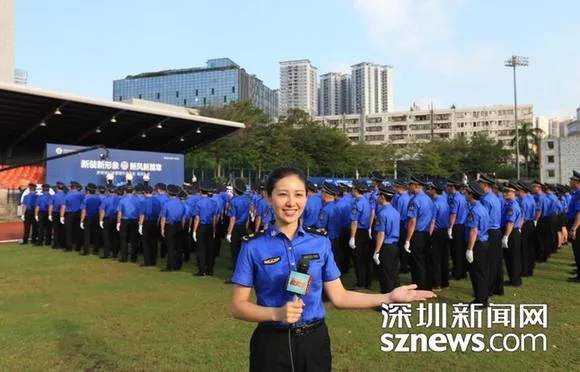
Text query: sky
14 0 580 118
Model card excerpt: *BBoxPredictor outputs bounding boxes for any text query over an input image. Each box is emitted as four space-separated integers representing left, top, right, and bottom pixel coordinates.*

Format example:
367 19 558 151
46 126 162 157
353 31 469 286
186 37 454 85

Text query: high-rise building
566 107 580 136
113 58 278 118
0 0 15 84
318 73 352 116
351 62 393 115
548 117 572 138
540 135 580 183
279 59 318 117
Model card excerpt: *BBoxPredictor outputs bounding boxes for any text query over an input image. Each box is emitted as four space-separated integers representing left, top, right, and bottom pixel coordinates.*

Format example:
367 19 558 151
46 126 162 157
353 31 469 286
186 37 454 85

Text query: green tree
509 121 544 178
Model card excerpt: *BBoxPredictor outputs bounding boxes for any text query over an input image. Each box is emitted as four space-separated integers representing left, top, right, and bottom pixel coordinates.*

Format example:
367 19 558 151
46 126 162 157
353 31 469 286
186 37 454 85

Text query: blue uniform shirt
303 194 323 227
22 192 38 210
501 199 522 229
520 194 536 222
194 196 218 224
35 192 53 212
567 189 580 220
160 197 185 224
64 191 84 213
465 200 489 242
231 225 341 326
212 194 225 216
432 195 450 230
393 192 411 223
448 191 468 225
481 191 501 230
139 196 161 222
534 193 550 219
229 194 251 226
117 195 140 220
406 191 434 232
374 204 400 244
546 192 561 216
350 195 371 229
316 201 341 240
52 191 66 211
334 196 353 229
255 196 271 226
81 194 101 217
100 195 121 218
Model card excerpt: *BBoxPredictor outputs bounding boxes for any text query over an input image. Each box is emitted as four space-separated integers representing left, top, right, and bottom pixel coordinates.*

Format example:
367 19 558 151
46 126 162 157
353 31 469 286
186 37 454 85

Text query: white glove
373 252 380 265
192 232 197 242
80 221 85 230
466 249 474 263
35 215 39 222
226 234 232 243
349 237 356 250
116 223 121 232
404 240 411 253
501 235 509 249
447 227 453 240
21 214 25 221
60 217 65 225
368 228 372 239
48 215 53 222
99 220 104 229
533 220 537 227
138 224 143 235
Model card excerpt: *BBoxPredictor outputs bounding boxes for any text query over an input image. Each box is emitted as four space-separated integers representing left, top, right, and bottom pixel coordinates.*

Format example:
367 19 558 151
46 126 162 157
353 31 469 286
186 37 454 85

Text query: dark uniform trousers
164 223 183 270
568 223 579 274
214 216 223 257
36 211 52 246
353 228 371 287
250 322 331 372
231 224 247 272
338 227 352 274
469 241 490 304
450 224 467 279
181 222 191 263
51 211 65 249
65 211 82 251
142 220 158 266
102 217 119 258
119 219 139 262
377 243 399 294
410 231 429 290
536 217 552 262
329 238 343 276
196 224 215 274
521 220 535 276
487 229 504 296
503 228 522 286
428 229 450 288
548 215 559 256
22 209 38 244
398 220 409 273
82 216 100 255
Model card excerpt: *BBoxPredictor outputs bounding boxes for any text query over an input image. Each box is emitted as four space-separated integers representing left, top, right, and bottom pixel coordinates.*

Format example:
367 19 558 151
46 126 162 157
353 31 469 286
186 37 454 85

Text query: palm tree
510 121 544 178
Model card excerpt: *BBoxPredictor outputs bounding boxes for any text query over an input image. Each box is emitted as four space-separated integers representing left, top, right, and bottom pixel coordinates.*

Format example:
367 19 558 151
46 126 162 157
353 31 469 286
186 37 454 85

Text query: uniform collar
267 224 306 238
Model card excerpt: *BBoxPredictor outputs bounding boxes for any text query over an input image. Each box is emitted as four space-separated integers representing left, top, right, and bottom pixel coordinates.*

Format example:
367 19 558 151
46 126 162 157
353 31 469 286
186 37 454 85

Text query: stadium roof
0 83 244 161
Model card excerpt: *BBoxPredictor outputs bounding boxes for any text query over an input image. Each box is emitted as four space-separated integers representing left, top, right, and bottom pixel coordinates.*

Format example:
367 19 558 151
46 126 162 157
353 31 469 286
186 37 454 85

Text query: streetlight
505 55 529 179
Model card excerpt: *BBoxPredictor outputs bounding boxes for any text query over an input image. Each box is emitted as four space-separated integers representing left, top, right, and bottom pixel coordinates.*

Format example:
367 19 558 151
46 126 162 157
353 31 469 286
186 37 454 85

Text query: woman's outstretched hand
387 284 437 303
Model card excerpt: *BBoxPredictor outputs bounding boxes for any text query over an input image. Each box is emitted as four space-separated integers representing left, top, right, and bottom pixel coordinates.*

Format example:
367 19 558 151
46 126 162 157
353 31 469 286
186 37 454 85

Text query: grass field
0 242 579 371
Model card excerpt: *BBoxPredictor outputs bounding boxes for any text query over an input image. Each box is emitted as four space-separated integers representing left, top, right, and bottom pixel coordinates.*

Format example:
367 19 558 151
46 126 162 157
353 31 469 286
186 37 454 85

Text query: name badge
301 253 320 261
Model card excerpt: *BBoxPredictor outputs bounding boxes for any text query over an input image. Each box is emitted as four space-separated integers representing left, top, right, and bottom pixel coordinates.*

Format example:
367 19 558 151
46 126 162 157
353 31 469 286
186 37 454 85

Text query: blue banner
45 144 184 186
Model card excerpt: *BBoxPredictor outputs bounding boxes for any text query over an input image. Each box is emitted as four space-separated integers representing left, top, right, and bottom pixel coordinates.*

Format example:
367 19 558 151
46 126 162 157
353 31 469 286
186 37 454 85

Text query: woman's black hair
265 166 307 196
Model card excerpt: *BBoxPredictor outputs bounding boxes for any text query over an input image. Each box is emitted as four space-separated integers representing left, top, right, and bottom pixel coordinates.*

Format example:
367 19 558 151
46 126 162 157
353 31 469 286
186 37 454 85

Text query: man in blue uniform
447 179 469 280
49 182 66 249
80 183 101 255
567 171 580 282
154 183 170 258
34 184 53 246
373 184 400 293
138 185 161 266
464 181 491 306
20 183 38 245
316 182 341 268
211 185 226 258
404 176 434 290
349 180 372 288
160 184 186 272
531 180 552 263
501 182 523 287
227 178 251 275
335 183 353 274
179 189 192 263
393 180 411 274
302 181 323 228
516 181 537 276
117 185 140 263
478 175 503 296
545 184 562 257
192 180 219 276
427 181 450 290
61 181 84 251
99 186 122 258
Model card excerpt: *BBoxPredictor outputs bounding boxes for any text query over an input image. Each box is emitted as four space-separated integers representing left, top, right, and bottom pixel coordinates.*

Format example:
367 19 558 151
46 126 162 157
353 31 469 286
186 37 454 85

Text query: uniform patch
408 204 416 211
468 213 474 222
301 253 320 261
263 256 281 265
351 208 359 215
507 209 513 216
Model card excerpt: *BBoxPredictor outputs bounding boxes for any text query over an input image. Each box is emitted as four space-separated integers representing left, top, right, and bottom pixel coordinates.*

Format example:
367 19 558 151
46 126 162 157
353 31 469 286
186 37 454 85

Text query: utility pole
505 55 529 179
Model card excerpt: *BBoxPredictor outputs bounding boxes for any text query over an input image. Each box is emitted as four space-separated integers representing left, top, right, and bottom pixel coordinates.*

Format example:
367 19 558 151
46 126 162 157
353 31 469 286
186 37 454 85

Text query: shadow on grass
55 320 120 371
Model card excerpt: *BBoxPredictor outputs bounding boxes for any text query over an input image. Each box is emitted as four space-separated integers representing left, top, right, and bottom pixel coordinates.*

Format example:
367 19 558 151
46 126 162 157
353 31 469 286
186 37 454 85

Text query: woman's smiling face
268 174 307 226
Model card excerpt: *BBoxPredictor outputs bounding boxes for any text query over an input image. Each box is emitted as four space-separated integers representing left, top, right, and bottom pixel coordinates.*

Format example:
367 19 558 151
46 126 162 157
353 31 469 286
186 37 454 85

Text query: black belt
258 319 324 336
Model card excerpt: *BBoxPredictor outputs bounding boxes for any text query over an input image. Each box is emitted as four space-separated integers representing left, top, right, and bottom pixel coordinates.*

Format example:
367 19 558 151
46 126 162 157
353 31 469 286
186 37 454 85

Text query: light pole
505 55 529 179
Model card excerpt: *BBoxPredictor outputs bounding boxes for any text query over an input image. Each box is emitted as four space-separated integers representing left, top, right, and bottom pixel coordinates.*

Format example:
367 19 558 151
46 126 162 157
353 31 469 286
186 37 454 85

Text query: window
547 141 554 149
232 86 235 93
203 97 207 105
138 94 142 99
176 91 179 98
211 88 215 95
547 169 555 178
156 92 160 99
547 155 554 163
119 96 122 101
224 96 227 103
195 89 199 96
183 99 187 106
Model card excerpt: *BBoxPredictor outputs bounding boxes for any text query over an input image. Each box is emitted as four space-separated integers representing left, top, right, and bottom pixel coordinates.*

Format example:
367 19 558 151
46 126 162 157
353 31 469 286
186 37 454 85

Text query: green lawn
0 243 578 371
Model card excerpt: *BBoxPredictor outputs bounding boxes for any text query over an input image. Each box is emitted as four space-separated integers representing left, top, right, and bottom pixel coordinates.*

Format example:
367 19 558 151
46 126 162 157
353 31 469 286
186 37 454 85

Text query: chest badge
263 256 281 265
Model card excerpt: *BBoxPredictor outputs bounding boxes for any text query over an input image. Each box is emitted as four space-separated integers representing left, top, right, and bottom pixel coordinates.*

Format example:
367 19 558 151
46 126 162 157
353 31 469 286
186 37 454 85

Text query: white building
279 59 318 117
318 72 351 116
540 135 580 183
314 103 533 148
534 116 549 137
566 107 580 136
351 62 393 115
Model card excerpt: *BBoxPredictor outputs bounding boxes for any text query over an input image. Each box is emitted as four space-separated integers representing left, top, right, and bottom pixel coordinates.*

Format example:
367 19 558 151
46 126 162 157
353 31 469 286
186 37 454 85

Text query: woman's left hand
387 284 436 303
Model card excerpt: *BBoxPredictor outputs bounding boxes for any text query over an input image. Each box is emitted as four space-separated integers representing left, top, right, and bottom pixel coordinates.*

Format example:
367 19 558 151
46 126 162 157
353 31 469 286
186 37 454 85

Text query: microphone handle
293 294 300 302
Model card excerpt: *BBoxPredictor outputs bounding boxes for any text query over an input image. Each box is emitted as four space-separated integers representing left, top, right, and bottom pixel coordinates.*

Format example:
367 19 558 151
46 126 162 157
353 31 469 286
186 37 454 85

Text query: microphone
286 258 311 301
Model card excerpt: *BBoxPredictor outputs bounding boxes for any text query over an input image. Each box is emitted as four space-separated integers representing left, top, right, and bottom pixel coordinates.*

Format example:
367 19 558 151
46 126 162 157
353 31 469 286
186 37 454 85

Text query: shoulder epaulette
304 226 328 237
242 230 265 242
